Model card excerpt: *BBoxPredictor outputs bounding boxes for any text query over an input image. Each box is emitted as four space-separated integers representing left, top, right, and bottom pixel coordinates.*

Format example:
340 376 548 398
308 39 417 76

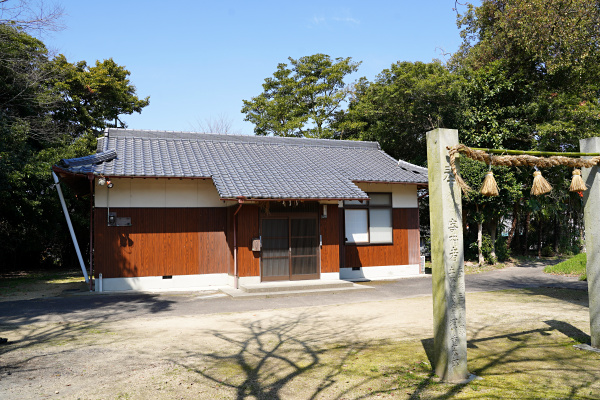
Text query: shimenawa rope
447 144 600 196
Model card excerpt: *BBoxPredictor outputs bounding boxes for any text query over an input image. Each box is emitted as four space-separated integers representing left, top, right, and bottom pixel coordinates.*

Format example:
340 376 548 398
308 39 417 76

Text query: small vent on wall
352 267 360 271
162 275 173 279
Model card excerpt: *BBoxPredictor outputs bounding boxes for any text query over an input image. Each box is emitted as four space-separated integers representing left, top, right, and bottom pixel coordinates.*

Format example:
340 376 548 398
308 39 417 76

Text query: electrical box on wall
107 212 132 227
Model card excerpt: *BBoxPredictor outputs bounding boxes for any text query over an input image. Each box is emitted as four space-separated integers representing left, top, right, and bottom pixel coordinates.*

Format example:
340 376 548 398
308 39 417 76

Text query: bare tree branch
0 0 65 34
191 113 241 134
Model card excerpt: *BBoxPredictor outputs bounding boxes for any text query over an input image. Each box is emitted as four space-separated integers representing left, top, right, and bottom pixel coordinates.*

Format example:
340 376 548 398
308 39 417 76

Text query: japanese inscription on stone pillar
426 128 469 382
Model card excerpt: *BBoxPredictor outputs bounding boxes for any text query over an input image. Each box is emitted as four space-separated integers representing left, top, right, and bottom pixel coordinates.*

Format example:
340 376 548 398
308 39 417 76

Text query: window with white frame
344 193 393 244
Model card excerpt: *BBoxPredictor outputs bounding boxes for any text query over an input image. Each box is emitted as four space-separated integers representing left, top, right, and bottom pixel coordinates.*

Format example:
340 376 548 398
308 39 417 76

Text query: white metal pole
52 171 89 283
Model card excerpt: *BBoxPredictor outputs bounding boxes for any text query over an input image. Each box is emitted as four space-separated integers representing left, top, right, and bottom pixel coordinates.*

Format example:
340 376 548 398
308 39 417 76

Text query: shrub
541 245 554 257
544 253 587 280
468 234 509 264
495 236 511 262
481 234 497 264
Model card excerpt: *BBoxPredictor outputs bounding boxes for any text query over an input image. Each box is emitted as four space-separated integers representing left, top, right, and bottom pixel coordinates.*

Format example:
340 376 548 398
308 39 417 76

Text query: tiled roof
59 128 428 200
60 149 117 168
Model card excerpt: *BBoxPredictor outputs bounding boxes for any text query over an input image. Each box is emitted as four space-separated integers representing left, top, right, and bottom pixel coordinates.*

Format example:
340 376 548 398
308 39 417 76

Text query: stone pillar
426 129 469 382
580 137 600 348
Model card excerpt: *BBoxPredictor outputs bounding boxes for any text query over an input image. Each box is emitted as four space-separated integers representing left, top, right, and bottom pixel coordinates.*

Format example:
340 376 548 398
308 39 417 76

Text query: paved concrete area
0 259 594 400
220 279 373 298
0 260 594 400
0 260 587 325
240 280 355 292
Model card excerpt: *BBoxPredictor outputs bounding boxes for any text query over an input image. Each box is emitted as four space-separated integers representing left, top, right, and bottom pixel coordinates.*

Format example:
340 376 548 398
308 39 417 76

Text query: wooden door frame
259 212 321 282
259 216 289 282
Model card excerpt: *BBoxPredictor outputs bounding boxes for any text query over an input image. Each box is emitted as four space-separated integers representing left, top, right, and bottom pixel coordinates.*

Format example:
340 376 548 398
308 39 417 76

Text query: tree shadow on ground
0 294 176 379
0 292 175 324
510 258 563 269
416 319 599 399
170 311 418 400
521 287 589 308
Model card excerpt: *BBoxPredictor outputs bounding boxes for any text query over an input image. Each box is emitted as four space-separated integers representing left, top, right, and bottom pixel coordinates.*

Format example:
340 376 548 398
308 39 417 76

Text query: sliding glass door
261 216 320 281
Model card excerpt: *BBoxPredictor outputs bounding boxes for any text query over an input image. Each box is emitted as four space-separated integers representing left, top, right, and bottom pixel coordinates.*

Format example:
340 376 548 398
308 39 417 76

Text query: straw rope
447 144 600 195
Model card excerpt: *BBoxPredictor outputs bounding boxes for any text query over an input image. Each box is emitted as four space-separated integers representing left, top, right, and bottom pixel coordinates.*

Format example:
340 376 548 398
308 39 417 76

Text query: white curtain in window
345 209 368 243
369 208 392 243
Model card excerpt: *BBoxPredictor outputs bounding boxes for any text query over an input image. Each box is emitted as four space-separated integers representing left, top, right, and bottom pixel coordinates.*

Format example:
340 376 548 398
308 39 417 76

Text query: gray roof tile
59 128 428 200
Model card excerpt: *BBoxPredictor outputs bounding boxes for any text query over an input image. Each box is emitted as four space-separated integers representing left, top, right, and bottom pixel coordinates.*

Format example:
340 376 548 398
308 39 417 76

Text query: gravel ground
0 260 594 399
0 271 594 399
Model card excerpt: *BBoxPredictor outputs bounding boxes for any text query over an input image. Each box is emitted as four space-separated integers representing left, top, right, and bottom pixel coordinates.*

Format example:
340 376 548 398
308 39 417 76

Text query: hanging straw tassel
480 171 499 196
531 169 552 195
569 169 587 192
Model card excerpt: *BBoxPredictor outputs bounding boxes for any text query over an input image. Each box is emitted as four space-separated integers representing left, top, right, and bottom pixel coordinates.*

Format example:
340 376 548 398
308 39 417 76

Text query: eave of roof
55 128 428 199
52 166 93 197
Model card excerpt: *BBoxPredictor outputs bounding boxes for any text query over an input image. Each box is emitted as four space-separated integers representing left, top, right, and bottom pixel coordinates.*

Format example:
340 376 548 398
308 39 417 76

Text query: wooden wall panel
235 205 260 277
403 208 421 265
320 204 339 273
94 208 229 278
198 209 230 275
226 206 234 276
344 208 420 268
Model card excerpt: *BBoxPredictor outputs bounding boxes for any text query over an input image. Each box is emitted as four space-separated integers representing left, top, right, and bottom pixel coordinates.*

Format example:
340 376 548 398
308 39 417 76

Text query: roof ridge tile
106 128 379 150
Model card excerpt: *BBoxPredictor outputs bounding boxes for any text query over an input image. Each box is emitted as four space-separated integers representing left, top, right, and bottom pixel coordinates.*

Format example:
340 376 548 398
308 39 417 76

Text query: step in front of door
240 280 354 293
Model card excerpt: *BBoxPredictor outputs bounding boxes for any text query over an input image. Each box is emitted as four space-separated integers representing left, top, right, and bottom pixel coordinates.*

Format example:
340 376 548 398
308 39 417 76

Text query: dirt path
1 286 596 399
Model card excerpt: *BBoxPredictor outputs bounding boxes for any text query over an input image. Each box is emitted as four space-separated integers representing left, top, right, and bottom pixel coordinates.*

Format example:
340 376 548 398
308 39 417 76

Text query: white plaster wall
354 182 418 208
102 178 131 207
131 179 166 207
166 178 198 207
95 178 227 208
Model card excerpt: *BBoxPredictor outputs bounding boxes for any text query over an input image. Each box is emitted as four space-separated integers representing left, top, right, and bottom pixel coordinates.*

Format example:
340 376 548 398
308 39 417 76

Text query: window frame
344 193 393 245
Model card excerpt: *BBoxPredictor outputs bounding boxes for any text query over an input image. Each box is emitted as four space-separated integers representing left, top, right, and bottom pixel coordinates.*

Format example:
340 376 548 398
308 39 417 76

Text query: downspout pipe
52 171 89 283
88 174 94 291
233 197 245 289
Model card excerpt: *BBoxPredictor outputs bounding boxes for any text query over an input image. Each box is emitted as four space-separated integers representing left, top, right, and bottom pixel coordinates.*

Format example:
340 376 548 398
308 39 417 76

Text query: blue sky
45 1 475 135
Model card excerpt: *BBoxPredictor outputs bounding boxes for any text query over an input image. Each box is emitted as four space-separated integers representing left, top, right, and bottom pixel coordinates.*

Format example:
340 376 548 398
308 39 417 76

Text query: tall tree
454 0 600 151
454 59 538 150
192 113 240 134
51 55 150 136
459 158 521 263
339 61 459 166
242 54 360 138
452 0 600 256
456 0 600 76
0 23 150 270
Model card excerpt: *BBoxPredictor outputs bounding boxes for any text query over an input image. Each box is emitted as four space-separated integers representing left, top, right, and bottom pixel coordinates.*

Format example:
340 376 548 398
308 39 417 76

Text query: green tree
51 55 150 136
456 0 600 76
0 24 69 268
459 158 521 263
454 0 600 152
339 61 459 166
242 54 360 138
0 23 150 270
452 0 600 257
